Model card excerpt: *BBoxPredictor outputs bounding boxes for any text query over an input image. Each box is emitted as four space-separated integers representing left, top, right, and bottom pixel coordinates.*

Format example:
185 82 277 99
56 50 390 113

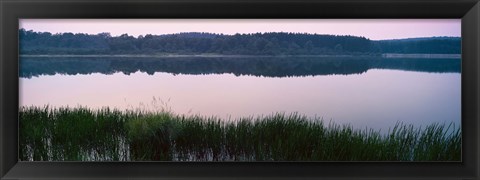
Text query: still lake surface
20 56 461 132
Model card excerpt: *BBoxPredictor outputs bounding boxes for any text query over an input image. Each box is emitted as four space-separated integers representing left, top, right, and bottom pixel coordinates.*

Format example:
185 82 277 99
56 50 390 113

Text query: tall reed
19 106 461 161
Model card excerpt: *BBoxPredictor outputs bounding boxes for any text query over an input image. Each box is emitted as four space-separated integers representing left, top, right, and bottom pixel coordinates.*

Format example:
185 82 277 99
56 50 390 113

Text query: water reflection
19 57 461 132
20 56 461 78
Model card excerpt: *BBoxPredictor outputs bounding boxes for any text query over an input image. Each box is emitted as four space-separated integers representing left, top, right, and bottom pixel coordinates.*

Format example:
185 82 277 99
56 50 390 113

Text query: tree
334 44 343 52
304 41 314 53
19 29 461 55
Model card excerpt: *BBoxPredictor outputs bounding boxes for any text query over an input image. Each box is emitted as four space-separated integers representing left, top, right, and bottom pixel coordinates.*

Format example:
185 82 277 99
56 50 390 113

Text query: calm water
19 56 461 131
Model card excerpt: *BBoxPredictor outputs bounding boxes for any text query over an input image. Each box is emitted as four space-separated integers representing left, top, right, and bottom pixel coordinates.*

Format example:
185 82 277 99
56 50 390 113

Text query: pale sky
19 19 461 40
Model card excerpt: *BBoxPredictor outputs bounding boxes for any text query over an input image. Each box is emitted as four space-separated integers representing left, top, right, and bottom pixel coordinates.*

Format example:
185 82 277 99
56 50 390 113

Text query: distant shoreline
20 53 461 59
19 54 375 58
381 53 461 59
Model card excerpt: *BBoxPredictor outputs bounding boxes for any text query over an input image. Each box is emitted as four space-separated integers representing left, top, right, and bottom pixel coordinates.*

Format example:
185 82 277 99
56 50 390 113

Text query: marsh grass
19 106 461 161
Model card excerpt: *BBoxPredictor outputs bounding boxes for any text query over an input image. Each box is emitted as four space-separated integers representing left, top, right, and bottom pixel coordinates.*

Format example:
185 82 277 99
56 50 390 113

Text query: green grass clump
20 106 129 161
19 106 461 161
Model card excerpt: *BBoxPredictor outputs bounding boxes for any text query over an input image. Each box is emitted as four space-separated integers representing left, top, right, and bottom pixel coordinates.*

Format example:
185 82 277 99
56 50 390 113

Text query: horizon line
19 29 462 41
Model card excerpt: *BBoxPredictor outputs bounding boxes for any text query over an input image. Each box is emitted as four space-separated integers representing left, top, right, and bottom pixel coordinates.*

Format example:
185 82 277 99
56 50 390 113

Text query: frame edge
1 0 480 180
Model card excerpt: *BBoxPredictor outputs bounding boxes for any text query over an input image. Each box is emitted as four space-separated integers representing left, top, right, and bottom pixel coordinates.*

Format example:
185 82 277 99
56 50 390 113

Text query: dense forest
19 29 461 55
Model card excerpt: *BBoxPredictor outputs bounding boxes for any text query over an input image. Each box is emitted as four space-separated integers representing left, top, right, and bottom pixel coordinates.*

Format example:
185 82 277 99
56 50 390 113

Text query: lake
19 56 461 132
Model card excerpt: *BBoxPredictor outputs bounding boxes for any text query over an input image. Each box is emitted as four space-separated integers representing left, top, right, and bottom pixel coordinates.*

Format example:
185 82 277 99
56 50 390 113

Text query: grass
19 106 461 161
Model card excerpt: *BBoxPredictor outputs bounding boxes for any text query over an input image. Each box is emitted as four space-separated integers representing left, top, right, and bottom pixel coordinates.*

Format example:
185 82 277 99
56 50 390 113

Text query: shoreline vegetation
20 106 461 162
20 53 461 59
20 29 461 56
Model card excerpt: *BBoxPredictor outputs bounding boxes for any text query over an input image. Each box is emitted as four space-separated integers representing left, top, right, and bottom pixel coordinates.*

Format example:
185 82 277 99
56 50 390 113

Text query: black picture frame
1 0 479 179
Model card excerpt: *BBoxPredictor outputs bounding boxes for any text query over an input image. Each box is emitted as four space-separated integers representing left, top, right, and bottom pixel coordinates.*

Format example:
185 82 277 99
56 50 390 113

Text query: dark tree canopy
19 29 461 55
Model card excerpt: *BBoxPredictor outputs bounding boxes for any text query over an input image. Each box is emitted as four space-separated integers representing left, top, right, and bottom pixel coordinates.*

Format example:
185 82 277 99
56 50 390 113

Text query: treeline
375 37 461 54
19 29 461 55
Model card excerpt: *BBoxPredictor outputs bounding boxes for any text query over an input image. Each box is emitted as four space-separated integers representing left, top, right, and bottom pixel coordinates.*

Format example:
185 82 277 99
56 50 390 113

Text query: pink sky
19 19 460 40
